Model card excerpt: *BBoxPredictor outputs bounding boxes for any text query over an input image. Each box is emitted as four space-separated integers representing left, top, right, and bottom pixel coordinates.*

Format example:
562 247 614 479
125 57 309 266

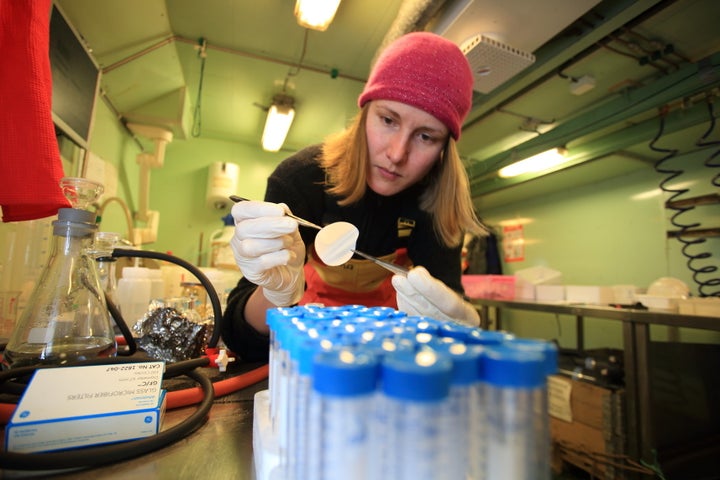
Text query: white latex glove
230 200 306 307
392 266 480 327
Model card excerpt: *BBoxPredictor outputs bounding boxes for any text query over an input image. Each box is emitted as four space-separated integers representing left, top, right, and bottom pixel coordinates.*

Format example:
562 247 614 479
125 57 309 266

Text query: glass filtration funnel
2 178 117 369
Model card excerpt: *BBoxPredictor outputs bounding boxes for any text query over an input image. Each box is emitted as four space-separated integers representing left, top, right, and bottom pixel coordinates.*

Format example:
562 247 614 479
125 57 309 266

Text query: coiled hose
650 105 720 297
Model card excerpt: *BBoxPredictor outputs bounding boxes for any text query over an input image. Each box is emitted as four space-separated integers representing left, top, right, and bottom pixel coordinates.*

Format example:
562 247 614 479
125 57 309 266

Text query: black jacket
221 145 463 361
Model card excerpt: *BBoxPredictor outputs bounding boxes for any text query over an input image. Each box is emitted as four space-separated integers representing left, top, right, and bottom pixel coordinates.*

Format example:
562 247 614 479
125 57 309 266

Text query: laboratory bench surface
1 358 632 480
1 361 268 480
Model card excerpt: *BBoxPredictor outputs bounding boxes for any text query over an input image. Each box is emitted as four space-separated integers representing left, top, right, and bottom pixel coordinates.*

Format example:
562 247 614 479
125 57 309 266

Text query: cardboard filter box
6 361 166 453
548 374 626 479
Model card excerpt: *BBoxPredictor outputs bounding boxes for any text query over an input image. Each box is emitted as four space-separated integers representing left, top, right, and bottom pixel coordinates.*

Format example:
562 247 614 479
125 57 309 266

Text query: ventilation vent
461 35 535 94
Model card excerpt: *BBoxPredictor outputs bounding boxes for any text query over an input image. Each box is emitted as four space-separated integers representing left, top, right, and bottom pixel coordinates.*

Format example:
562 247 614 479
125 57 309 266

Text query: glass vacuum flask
2 178 117 369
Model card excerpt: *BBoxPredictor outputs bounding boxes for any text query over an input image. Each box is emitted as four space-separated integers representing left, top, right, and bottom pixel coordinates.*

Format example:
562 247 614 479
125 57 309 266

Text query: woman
223 32 486 361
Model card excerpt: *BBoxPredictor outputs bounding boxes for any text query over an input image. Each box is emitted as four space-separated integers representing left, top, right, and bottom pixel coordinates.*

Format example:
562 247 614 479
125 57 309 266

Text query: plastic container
483 345 548 480
432 342 484 480
160 262 186 298
210 214 239 270
370 349 453 480
505 338 559 478
288 337 321 480
462 274 516 300
308 347 378 480
116 267 153 326
206 162 239 211
147 268 165 301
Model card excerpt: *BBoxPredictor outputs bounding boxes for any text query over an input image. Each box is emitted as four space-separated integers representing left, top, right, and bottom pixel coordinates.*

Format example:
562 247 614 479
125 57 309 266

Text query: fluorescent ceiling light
261 96 295 152
498 147 568 178
295 0 342 31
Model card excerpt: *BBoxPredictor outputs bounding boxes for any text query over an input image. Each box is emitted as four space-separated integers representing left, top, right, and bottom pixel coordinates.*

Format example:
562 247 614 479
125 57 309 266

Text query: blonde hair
320 105 486 247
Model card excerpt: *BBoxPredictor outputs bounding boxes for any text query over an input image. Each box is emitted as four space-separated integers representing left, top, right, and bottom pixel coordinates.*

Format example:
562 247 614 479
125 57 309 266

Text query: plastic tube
371 349 453 480
483 345 547 480
309 347 378 480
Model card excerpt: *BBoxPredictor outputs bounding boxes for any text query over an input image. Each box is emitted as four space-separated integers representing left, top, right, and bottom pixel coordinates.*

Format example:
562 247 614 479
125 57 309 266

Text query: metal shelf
470 297 720 479
471 298 720 331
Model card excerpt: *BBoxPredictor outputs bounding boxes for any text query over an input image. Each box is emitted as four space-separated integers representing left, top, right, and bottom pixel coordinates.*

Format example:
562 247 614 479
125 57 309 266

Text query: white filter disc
314 222 359 266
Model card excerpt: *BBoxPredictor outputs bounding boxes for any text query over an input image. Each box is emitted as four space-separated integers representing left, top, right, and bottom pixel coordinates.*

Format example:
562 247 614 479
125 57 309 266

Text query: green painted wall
88 97 719 353
148 137 284 263
88 99 287 265
477 151 719 349
87 98 141 235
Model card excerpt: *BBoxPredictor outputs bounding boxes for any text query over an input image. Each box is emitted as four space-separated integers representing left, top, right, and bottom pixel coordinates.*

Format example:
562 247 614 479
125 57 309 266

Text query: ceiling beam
466 51 720 185
463 0 666 126
470 84 719 195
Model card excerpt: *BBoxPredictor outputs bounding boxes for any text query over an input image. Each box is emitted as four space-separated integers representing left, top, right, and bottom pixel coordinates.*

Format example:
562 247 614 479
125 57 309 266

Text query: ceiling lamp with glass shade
295 0 342 31
261 94 295 152
498 147 568 178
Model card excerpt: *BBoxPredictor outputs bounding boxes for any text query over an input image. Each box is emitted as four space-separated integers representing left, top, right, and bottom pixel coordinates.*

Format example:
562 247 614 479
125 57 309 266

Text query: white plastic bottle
210 214 238 270
146 268 165 301
116 266 152 326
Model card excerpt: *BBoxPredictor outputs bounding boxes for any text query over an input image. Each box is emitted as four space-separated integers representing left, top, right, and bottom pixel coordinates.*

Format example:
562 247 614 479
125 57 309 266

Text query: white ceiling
54 0 720 207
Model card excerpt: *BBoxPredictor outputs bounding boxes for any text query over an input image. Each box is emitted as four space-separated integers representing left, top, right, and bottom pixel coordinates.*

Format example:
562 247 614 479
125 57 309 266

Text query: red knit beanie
358 32 474 140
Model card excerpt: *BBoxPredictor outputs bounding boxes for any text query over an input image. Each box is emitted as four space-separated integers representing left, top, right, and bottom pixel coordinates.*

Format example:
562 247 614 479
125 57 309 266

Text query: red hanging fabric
0 0 70 222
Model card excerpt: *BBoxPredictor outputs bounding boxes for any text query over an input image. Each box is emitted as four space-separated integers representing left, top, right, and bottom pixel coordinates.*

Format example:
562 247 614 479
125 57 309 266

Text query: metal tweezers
229 195 409 276
351 249 409 276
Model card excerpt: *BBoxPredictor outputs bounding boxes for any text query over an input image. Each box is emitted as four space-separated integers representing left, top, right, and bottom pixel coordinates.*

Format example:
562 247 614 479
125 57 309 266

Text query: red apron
300 247 410 308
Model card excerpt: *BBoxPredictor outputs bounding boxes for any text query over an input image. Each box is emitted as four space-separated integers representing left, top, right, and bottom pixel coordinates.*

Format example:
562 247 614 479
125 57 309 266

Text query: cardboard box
548 375 626 479
678 297 720 316
6 362 166 453
536 285 565 302
565 285 613 305
513 265 563 301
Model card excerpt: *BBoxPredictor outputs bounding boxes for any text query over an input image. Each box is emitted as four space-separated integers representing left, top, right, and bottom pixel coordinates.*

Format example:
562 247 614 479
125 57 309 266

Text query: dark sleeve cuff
221 277 270 363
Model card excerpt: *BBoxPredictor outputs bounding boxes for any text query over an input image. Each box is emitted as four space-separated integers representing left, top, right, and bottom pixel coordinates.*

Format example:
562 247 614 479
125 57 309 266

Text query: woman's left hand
392 266 480 327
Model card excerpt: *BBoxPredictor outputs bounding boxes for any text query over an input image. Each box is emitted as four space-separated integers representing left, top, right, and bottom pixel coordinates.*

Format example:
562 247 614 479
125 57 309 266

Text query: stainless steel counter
1 363 269 480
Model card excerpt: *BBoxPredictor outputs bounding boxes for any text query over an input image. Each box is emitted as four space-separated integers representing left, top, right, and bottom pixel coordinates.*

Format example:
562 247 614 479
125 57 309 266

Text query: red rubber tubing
165 364 269 409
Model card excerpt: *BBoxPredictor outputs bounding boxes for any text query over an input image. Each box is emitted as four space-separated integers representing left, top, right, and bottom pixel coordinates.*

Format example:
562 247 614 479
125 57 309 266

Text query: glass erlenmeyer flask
2 178 117 369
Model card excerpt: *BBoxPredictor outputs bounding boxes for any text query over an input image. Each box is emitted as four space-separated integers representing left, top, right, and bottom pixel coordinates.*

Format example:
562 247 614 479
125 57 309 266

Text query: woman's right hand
230 200 306 307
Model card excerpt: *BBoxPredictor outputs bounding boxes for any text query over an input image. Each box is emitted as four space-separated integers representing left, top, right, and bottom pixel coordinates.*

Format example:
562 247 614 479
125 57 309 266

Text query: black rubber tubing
0 357 213 470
